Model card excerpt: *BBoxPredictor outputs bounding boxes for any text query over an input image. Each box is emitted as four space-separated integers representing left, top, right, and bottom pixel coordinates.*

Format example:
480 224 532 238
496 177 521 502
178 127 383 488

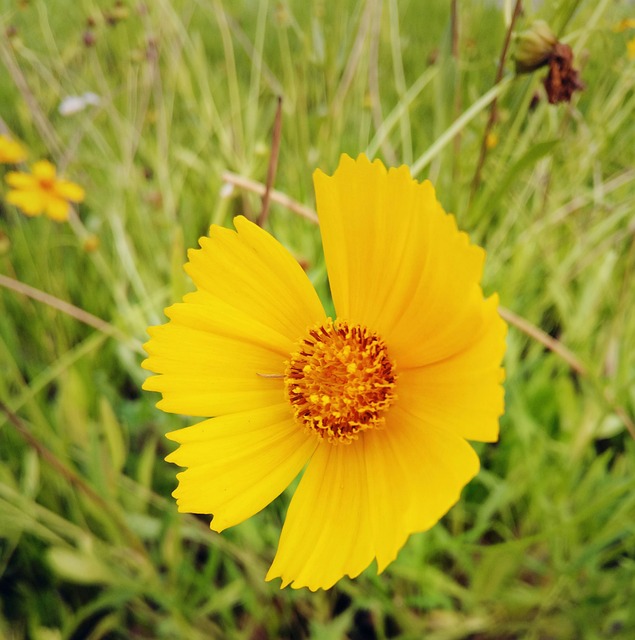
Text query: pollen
285 319 396 444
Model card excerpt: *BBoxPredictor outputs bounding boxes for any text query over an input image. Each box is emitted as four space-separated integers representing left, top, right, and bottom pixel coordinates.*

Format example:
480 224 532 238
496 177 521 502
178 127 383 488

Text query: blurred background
1 0 634 638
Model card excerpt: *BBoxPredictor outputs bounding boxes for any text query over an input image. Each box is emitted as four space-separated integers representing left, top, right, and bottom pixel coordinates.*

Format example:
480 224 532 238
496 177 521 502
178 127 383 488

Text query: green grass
1 0 634 638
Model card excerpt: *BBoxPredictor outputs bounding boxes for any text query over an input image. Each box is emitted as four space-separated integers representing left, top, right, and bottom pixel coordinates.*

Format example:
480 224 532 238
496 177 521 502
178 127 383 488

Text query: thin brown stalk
499 305 587 375
0 274 141 351
257 96 283 227
470 0 523 197
222 171 318 224
499 306 635 442
610 403 635 442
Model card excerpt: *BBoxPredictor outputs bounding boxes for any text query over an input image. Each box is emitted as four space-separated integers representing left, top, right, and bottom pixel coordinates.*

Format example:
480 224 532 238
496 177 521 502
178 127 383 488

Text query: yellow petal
55 179 85 203
397 295 507 442
363 408 480 571
166 404 317 531
0 135 27 163
315 154 406 329
142 321 286 416
266 408 479 590
185 216 325 342
5 171 37 190
266 441 375 590
314 154 488 367
161 290 295 357
44 195 71 221
5 190 44 216
31 159 56 180
385 200 486 368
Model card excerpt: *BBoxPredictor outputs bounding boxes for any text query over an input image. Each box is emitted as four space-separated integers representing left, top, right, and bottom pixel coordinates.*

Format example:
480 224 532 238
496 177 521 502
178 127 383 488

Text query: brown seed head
543 42 584 104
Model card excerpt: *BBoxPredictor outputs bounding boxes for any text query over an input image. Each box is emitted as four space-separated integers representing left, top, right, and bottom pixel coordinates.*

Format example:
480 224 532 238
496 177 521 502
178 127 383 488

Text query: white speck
59 92 102 116
220 182 234 198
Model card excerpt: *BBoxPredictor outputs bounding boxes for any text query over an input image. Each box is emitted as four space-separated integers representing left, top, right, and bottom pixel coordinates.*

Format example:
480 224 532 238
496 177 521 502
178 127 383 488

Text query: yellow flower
628 37 635 60
486 132 499 150
0 134 27 164
5 160 85 221
142 154 507 591
613 18 635 33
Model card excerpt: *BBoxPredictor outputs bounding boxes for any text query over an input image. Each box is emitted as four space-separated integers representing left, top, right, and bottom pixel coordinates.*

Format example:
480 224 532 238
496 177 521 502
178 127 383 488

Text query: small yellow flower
486 132 499 150
628 37 635 60
0 134 27 164
143 154 507 590
613 18 635 33
5 160 85 222
82 233 100 253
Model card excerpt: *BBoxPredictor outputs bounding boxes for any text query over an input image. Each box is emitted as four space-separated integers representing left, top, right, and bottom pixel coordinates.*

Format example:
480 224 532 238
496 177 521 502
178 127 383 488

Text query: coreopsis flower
0 134 27 164
5 160 85 221
142 154 507 590
628 37 635 60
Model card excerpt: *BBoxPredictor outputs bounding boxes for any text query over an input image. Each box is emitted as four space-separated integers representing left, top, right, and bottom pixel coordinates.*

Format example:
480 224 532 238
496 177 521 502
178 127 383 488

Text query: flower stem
470 0 523 198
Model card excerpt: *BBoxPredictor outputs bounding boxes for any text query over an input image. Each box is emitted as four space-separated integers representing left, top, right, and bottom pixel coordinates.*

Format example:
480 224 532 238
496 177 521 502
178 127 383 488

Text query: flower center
285 319 396 444
38 177 54 191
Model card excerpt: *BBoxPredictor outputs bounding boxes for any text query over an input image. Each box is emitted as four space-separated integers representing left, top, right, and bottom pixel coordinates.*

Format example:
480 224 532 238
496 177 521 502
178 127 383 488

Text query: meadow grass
1 0 634 638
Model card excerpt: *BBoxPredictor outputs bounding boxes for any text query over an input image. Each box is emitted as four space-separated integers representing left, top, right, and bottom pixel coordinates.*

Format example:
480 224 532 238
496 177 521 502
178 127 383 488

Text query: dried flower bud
544 42 584 104
514 20 557 73
515 20 584 105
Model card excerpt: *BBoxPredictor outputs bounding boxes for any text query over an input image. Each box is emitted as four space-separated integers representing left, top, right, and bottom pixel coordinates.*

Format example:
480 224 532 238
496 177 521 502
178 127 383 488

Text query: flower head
142 154 507 590
514 20 557 73
514 20 584 104
5 160 85 221
0 134 27 164
543 42 585 104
